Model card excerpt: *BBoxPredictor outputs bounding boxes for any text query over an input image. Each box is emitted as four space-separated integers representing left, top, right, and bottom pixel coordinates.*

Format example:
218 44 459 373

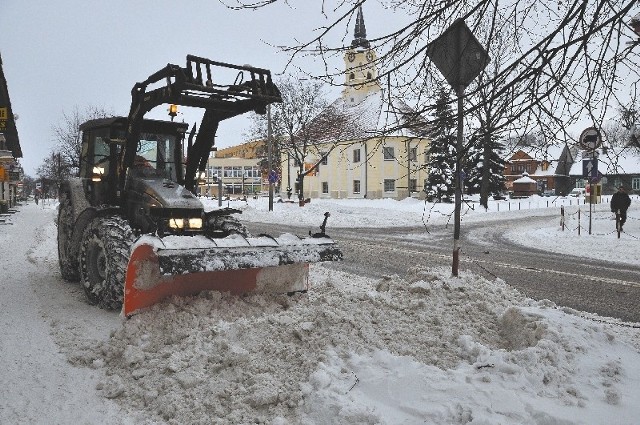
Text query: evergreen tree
465 130 507 203
425 88 457 202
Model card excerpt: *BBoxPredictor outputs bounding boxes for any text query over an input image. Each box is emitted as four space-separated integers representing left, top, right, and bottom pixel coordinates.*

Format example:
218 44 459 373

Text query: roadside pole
452 85 464 276
267 104 274 212
589 180 594 234
427 19 489 277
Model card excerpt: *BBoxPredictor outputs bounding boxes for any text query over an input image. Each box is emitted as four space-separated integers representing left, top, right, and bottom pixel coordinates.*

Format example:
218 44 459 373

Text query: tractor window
132 132 178 180
94 134 111 172
80 128 111 179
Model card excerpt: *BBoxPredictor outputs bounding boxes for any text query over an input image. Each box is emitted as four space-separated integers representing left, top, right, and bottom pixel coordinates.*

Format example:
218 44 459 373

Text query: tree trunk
479 132 491 209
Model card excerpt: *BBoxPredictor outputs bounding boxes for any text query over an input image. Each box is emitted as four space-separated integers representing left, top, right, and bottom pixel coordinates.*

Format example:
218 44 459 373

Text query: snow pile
66 266 639 424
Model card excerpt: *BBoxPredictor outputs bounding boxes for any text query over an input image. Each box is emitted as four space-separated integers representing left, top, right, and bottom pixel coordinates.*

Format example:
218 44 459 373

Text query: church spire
351 6 370 49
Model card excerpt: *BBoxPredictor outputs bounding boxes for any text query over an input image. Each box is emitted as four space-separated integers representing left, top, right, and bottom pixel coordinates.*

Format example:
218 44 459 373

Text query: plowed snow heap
56 55 342 316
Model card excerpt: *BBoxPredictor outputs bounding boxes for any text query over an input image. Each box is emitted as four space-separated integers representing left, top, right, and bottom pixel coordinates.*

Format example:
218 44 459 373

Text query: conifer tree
425 88 457 202
465 130 507 204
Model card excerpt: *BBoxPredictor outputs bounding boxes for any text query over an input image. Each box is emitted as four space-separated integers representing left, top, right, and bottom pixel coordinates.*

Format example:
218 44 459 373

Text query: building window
409 179 417 192
409 147 417 162
353 180 361 194
353 149 361 163
383 147 395 160
384 179 395 192
632 177 640 190
322 182 329 194
575 179 586 188
320 153 328 166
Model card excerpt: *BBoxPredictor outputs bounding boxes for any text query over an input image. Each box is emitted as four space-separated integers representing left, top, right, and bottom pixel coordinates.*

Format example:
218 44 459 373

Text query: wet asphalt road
246 216 640 323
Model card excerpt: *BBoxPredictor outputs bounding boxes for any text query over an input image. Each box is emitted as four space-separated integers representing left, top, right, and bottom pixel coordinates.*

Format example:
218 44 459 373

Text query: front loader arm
183 98 269 193
119 55 282 195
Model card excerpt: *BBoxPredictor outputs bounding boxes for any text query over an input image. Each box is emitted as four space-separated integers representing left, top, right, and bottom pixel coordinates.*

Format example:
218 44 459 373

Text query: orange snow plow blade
123 233 341 316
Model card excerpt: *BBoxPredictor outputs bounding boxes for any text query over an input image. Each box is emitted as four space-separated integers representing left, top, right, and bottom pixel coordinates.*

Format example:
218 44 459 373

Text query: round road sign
579 127 601 151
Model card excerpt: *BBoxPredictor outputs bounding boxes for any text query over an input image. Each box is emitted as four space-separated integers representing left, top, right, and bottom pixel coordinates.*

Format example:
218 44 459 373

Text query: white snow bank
71 267 640 424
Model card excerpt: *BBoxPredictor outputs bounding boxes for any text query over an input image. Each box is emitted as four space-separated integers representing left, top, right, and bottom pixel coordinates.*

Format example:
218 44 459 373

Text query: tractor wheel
57 191 80 282
79 216 135 309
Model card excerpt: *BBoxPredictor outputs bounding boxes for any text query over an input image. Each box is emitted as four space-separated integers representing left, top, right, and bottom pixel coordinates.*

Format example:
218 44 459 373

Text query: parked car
569 188 586 197
493 192 508 200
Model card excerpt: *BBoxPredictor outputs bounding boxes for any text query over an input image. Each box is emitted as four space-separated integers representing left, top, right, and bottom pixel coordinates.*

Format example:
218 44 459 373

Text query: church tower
343 6 380 104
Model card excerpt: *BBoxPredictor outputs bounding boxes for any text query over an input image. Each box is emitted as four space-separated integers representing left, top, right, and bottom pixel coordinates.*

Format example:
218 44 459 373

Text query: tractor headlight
92 166 105 182
169 218 185 229
188 218 203 229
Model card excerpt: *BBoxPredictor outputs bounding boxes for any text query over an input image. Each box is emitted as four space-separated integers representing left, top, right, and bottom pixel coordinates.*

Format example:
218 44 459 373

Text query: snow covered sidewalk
0 202 127 424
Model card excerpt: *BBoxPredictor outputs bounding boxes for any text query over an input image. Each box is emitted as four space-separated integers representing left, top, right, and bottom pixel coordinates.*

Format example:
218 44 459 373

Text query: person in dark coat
611 186 632 231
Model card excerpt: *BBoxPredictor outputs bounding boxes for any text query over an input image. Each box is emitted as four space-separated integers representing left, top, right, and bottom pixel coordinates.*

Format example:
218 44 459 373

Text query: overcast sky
4 1 635 177
2 0 402 176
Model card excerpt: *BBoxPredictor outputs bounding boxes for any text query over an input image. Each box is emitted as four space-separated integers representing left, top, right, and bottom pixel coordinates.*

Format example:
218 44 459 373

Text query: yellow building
215 139 266 159
280 7 430 200
200 140 268 198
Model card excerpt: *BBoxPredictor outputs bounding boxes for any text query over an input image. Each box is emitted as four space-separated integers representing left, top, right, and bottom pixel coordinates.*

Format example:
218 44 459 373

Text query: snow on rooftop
312 87 424 143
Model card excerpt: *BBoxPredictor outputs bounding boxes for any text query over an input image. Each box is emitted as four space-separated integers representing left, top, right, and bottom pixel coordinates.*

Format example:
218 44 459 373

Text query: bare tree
250 76 351 203
51 105 113 175
223 1 640 144
35 152 70 197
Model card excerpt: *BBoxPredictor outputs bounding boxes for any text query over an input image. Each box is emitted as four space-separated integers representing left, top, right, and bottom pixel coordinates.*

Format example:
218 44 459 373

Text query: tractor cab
79 117 188 206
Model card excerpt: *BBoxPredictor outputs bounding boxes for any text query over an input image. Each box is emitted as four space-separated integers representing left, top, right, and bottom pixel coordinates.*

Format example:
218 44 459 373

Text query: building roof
351 6 371 50
504 145 569 176
513 173 537 184
0 53 22 158
308 87 427 144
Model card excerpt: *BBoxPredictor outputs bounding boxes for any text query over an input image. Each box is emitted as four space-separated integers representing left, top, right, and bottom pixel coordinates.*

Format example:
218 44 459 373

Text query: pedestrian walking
611 186 631 232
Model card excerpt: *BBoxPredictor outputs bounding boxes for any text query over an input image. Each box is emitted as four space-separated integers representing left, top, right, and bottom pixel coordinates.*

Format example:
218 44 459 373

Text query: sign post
427 19 490 277
579 127 602 234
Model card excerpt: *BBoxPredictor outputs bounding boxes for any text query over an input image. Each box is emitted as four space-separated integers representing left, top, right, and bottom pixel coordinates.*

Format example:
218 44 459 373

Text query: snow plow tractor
57 55 342 316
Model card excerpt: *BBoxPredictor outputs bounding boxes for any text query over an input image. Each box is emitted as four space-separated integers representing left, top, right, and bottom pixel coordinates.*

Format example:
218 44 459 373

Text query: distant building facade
0 53 23 210
569 146 640 195
503 144 575 196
